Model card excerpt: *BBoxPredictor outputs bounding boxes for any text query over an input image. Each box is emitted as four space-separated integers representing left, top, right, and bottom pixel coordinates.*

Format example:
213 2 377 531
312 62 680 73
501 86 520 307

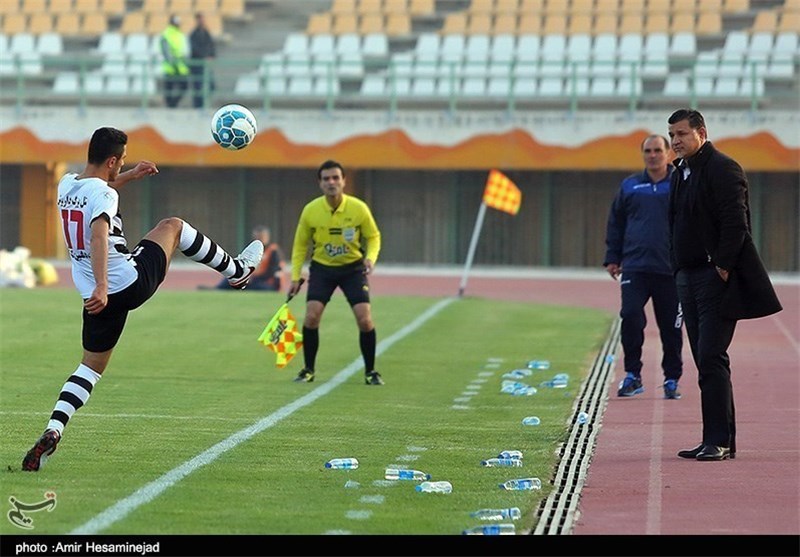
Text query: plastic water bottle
462 523 516 535
470 507 522 521
499 477 542 491
521 416 541 426
605 354 615 364
480 458 522 467
503 368 532 379
498 450 523 460
415 481 453 494
385 468 431 481
527 360 550 370
552 373 569 388
577 411 589 424
325 458 359 469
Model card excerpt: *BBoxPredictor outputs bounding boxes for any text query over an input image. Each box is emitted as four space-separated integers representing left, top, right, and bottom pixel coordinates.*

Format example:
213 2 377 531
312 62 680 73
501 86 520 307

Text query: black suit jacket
668 141 782 320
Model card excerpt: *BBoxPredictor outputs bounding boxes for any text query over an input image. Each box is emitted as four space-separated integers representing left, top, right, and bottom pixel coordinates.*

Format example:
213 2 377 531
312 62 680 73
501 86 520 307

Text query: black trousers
619 271 683 380
676 265 738 449
163 75 187 108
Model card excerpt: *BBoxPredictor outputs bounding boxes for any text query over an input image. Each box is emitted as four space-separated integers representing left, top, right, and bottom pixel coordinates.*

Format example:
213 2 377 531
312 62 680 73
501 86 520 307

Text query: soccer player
288 160 383 385
22 127 264 471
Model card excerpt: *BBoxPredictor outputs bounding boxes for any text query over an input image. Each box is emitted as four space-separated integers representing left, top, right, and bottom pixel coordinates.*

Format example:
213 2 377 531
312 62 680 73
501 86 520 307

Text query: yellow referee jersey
291 194 381 281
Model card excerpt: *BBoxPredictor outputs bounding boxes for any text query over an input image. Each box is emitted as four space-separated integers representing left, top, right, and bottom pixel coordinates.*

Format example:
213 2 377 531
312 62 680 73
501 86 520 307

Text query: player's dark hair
668 108 705 130
87 127 127 165
318 160 345 179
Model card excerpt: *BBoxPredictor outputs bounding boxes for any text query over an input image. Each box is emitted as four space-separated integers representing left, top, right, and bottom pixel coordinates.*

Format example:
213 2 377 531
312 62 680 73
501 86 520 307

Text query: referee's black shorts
82 239 167 353
307 259 370 307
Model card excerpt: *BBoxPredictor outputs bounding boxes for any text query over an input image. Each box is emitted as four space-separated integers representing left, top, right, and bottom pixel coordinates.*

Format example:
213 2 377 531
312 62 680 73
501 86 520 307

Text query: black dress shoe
696 445 731 461
677 443 705 459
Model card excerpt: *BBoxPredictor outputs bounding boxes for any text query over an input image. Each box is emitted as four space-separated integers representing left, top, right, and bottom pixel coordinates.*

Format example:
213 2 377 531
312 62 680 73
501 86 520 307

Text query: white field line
0 411 250 421
69 297 455 535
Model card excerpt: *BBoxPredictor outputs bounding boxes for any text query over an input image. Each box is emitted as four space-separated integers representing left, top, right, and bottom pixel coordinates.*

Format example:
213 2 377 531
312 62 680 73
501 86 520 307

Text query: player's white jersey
56 173 137 298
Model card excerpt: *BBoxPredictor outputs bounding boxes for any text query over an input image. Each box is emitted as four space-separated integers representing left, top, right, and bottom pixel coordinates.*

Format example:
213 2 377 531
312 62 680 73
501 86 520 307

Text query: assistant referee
288 160 384 385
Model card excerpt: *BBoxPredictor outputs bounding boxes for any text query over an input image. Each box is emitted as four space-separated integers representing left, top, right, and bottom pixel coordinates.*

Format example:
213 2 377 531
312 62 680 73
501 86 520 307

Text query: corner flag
459 170 522 297
482 169 522 215
257 279 305 368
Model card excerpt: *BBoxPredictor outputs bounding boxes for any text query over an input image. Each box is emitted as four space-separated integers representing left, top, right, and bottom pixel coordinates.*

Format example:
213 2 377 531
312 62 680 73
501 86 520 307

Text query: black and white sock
47 364 101 436
179 220 244 280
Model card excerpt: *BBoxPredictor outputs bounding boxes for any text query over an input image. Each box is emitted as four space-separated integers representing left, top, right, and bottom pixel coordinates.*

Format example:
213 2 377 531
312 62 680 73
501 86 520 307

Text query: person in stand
288 160 384 386
160 14 189 108
206 225 286 291
21 127 264 471
667 108 782 462
604 135 684 400
189 12 216 109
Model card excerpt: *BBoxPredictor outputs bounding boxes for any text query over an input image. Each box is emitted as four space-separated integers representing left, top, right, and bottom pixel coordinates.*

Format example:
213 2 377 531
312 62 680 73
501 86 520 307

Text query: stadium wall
1 107 798 271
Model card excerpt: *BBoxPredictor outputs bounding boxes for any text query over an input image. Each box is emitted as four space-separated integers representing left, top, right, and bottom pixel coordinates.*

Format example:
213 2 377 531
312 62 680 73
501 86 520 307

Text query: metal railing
1 54 796 116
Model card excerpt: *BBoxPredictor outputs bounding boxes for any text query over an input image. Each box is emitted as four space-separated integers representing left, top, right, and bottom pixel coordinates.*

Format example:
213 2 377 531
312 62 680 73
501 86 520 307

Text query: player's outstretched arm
111 161 159 188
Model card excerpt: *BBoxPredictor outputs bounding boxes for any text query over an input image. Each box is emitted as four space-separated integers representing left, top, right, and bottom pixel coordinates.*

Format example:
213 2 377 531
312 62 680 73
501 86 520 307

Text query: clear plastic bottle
577 411 589 424
503 368 532 379
498 450 523 460
552 373 569 388
384 467 431 481
415 481 453 494
527 360 551 370
480 457 522 467
499 477 542 491
462 523 516 535
470 507 522 521
521 416 541 426
501 380 529 393
325 458 359 469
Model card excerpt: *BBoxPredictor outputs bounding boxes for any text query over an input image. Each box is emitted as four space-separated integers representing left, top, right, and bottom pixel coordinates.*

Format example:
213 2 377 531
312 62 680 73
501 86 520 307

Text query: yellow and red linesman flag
257 303 303 368
482 169 521 216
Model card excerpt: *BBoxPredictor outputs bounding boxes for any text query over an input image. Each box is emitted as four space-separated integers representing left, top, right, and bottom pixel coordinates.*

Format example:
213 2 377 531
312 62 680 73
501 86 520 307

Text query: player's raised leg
143 217 264 289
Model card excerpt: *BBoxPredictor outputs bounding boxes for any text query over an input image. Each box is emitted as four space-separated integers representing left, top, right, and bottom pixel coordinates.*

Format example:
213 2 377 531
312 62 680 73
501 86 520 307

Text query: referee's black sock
360 329 376 373
303 326 318 371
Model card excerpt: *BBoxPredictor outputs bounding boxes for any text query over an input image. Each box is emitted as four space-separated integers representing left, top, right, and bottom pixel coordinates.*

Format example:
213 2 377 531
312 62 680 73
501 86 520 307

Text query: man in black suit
667 108 782 462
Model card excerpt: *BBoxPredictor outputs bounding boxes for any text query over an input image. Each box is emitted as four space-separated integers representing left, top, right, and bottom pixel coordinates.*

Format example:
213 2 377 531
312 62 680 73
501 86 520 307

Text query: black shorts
307 260 370 307
82 239 168 353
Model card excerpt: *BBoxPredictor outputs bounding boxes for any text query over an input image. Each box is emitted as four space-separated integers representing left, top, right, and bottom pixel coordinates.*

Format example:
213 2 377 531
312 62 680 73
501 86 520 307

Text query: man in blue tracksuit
604 134 683 399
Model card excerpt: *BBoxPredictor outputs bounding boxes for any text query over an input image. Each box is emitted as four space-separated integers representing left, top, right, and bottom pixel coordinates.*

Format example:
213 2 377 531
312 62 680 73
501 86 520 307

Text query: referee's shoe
365 371 384 385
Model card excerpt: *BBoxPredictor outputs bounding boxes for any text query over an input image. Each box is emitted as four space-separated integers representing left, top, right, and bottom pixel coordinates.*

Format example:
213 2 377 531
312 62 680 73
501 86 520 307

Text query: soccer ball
211 104 257 150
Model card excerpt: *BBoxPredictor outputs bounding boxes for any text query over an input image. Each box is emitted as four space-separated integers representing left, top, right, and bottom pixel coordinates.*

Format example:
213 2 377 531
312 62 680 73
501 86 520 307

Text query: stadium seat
99 51 128 75
721 0 748 12
0 0 19 15
142 0 167 12
493 14 517 35
441 13 467 34
100 0 124 16
125 33 150 56
461 76 487 97
359 14 384 35
567 34 592 64
469 13 492 35
310 34 335 57
49 0 72 15
513 76 537 97
36 32 63 55
336 33 360 56
618 14 643 34
538 76 563 96
409 0 435 15
662 71 690 96
21 0 46 13
411 76 436 97
338 51 364 78
28 14 53 35
362 33 388 58
308 13 333 35
234 72 260 95
669 31 696 58
105 75 131 95
593 14 618 35
440 34 465 64
219 0 245 18
96 32 123 55
130 75 157 95
52 71 79 94
331 0 356 14
386 14 411 36
82 13 109 36
2 14 27 36
465 34 490 62
617 33 643 64
9 33 35 54
120 12 146 34
590 76 616 96
486 76 511 97
282 33 308 55
491 34 515 62
515 34 539 63
360 73 386 96
751 10 778 33
74 0 99 12
696 13 722 35
288 75 313 96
